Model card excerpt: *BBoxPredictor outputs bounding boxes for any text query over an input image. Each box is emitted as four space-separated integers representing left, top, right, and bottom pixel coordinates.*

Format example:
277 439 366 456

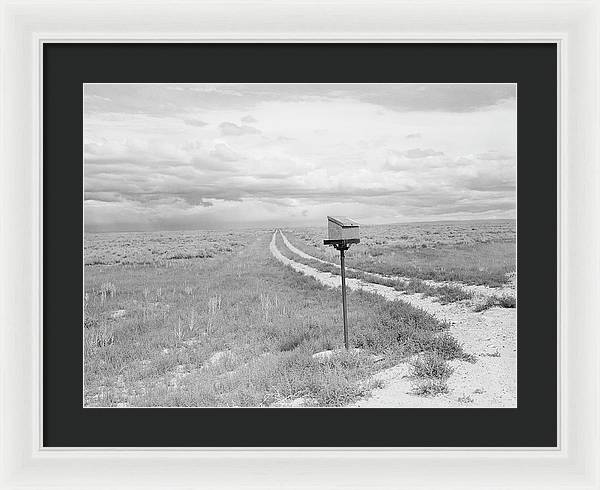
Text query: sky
84 83 516 232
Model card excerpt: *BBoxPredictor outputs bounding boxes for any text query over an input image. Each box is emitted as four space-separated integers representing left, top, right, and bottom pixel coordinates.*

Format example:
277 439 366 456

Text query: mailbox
323 216 360 350
326 216 360 243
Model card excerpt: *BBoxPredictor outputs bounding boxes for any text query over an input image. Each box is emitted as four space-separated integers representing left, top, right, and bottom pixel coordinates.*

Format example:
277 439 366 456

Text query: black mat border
44 43 557 447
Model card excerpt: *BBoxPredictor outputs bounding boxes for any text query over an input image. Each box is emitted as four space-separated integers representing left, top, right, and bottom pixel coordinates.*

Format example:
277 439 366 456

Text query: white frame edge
1 1 598 488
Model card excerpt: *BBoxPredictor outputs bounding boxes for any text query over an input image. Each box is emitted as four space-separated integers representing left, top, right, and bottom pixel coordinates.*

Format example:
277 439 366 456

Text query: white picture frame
1 0 598 488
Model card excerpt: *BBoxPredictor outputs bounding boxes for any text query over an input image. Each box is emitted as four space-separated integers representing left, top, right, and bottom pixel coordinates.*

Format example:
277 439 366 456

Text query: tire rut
270 231 517 408
279 230 516 301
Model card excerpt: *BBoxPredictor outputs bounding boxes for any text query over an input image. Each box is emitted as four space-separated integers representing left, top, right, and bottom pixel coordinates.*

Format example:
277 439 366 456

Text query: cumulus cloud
184 118 208 127
84 83 516 231
219 122 261 136
400 148 444 159
174 194 214 207
209 143 240 162
351 84 515 113
476 150 513 161
84 83 515 118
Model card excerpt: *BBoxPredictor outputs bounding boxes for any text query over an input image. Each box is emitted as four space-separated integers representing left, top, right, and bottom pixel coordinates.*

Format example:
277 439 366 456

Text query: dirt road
271 231 517 408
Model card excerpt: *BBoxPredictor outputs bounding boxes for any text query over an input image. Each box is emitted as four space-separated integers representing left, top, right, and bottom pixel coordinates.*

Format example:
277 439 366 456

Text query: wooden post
339 246 349 350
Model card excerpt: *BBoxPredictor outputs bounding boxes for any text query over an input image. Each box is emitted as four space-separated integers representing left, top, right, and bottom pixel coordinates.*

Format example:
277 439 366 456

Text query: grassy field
84 229 257 265
275 231 476 306
84 229 470 407
283 219 516 287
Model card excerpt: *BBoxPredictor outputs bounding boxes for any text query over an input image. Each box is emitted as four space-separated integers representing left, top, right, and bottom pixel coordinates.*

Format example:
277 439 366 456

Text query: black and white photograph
83 83 517 408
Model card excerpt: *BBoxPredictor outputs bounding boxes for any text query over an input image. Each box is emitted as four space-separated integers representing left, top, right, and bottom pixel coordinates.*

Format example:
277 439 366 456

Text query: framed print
1 1 599 489
45 43 554 448
83 81 520 412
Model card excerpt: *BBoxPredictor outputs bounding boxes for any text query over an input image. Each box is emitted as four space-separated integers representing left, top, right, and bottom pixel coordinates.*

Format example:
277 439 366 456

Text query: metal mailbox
326 216 360 243
323 216 360 350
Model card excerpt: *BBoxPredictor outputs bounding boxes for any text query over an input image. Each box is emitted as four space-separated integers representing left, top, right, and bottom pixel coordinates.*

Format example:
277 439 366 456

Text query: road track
270 230 517 408
279 230 516 301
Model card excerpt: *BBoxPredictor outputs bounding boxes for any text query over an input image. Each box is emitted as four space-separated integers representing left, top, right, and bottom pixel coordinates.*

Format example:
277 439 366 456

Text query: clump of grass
278 329 311 352
316 378 380 407
429 285 473 304
98 281 117 298
481 349 500 357
396 279 473 304
409 350 460 398
473 294 516 312
374 301 474 362
84 315 99 329
412 379 449 396
497 295 516 308
457 394 474 403
89 323 115 347
411 351 454 379
207 295 222 314
431 333 476 362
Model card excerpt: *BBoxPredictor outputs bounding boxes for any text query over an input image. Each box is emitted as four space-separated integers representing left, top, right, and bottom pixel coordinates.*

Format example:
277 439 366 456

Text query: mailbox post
323 216 360 350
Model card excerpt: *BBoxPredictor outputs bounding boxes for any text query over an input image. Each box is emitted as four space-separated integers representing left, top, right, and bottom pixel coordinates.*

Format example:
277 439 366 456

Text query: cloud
84 83 515 118
174 194 214 207
84 84 251 117
476 150 513 161
400 148 444 159
84 83 516 231
464 173 515 192
219 122 261 136
190 155 238 173
384 148 445 170
184 118 208 127
84 191 124 203
360 84 515 113
209 143 240 162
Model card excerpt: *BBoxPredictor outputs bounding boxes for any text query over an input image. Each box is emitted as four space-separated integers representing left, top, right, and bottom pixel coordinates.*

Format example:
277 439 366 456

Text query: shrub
278 330 311 352
457 394 474 403
431 285 473 304
84 315 99 329
379 301 444 334
98 282 117 297
430 333 470 361
412 379 449 396
411 352 454 379
395 279 472 304
497 295 516 308
90 324 115 347
474 294 516 312
373 301 473 362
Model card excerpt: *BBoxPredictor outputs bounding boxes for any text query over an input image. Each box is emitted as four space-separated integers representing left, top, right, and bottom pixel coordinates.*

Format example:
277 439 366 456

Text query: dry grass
473 294 517 312
411 351 454 379
84 230 469 407
410 351 455 397
84 229 258 265
412 379 450 396
275 233 474 306
283 219 516 287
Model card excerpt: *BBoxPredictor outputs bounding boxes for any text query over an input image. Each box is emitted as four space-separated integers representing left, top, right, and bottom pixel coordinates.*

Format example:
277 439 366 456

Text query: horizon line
84 216 516 234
